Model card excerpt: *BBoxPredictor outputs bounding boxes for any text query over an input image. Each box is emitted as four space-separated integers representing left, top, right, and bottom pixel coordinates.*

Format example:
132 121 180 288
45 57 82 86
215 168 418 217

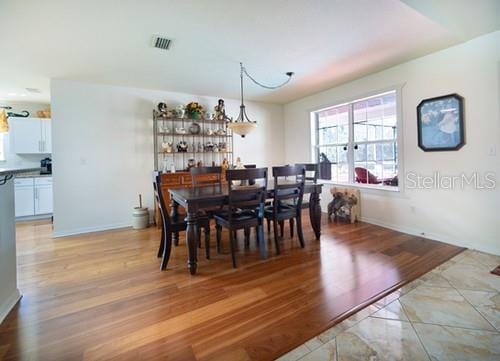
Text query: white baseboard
358 216 500 254
16 214 52 222
0 289 21 324
52 222 132 238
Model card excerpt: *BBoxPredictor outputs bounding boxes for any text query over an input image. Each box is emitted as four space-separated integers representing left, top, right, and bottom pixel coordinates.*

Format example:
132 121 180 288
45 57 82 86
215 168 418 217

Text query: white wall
0 178 21 323
284 31 500 255
0 102 51 168
51 80 284 236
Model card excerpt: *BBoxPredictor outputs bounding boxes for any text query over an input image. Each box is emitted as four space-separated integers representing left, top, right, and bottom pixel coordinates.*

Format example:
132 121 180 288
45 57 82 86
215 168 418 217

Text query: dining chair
242 164 258 242
264 165 305 255
153 173 211 270
295 162 318 210
190 166 223 249
214 168 268 268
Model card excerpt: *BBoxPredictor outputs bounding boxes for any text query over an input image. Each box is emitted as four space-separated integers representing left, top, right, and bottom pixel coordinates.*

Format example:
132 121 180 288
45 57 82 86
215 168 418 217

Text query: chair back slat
295 163 318 183
227 168 268 216
227 168 264 182
243 164 257 184
191 166 223 186
272 165 305 212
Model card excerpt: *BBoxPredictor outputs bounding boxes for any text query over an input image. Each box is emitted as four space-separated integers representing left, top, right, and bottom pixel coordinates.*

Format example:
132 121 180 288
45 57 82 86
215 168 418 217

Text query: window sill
318 179 400 193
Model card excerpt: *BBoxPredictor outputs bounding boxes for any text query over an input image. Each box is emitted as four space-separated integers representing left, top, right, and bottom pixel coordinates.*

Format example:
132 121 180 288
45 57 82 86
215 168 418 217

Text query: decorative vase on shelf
176 105 185 118
189 112 201 120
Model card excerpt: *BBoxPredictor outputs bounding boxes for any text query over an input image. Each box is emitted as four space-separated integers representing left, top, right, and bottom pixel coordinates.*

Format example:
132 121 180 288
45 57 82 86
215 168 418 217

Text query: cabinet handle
42 140 45 152
38 141 41 152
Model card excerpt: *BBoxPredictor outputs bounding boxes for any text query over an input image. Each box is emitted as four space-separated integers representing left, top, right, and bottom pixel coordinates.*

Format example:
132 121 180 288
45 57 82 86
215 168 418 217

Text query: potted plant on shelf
185 102 204 120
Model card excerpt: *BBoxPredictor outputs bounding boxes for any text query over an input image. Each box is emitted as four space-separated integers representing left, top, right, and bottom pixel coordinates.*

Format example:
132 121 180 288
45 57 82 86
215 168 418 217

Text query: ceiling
0 0 498 104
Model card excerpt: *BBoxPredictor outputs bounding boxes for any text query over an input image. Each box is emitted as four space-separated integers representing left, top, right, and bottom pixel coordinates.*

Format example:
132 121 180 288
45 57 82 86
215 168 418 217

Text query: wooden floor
0 214 463 361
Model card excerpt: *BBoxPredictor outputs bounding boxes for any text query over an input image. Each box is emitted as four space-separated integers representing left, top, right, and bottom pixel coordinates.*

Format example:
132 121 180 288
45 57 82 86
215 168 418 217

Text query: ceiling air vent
25 88 41 94
152 35 172 50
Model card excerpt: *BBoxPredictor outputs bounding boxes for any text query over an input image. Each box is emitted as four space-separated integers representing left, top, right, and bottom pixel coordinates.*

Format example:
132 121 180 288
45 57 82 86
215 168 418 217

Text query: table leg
170 200 180 246
185 211 199 275
309 191 321 240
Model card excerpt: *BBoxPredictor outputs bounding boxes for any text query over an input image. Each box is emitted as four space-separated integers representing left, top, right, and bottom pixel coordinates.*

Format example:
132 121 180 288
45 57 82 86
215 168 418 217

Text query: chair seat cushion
264 206 297 220
264 203 295 213
215 209 257 222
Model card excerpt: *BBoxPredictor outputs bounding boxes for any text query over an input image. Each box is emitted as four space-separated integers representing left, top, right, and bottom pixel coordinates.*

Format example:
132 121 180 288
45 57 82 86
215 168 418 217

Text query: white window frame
310 85 404 192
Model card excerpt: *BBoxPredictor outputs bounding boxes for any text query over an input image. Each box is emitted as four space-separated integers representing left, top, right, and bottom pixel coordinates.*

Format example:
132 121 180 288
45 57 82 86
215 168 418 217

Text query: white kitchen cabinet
42 120 52 153
14 177 53 217
10 117 52 154
14 178 35 217
34 177 53 215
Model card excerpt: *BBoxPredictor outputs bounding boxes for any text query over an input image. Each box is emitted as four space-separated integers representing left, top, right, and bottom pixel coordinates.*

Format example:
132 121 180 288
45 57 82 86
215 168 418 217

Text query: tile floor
277 249 500 361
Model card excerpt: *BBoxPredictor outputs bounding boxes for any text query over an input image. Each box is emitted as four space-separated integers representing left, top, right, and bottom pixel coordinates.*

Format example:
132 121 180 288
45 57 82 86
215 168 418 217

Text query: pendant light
228 63 294 138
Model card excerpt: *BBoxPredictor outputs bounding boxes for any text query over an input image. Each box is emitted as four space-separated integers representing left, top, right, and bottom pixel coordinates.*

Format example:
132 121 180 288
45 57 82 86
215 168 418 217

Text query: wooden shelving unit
153 110 234 171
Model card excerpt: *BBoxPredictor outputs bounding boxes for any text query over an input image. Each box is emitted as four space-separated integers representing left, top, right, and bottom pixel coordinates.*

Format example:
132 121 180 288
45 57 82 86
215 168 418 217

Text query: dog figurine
327 187 360 224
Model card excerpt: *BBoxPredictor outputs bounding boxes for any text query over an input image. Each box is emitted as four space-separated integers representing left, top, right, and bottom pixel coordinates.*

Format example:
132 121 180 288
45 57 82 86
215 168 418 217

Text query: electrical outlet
488 144 496 156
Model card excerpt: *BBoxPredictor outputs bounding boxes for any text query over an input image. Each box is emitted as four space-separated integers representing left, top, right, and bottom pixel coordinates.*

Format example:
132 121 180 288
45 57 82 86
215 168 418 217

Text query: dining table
168 181 323 274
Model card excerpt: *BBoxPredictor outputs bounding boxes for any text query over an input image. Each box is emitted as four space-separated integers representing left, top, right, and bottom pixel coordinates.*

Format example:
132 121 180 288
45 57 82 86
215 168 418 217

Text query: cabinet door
15 186 35 217
11 118 43 154
41 119 52 153
35 185 53 215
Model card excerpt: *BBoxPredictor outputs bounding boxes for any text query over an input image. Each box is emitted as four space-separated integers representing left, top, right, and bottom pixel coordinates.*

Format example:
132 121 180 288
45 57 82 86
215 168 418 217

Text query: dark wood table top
169 181 323 205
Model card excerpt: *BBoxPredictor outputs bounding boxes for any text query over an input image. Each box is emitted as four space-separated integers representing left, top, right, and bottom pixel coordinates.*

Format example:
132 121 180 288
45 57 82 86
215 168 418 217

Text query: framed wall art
417 93 465 151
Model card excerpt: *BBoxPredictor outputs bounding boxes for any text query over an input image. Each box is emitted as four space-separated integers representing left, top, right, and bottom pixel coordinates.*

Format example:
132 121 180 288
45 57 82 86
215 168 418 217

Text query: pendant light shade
228 118 257 138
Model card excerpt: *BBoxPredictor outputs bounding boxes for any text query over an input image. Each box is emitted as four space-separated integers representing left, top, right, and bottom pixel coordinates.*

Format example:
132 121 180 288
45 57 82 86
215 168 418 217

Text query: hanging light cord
240 62 294 90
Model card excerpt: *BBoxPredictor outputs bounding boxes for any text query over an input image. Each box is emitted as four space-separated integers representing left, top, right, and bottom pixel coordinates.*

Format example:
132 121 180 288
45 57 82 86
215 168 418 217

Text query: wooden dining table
168 181 323 274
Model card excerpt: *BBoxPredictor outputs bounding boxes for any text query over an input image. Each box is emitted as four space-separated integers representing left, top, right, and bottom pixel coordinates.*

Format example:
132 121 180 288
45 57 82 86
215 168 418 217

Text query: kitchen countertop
15 172 52 178
0 167 42 177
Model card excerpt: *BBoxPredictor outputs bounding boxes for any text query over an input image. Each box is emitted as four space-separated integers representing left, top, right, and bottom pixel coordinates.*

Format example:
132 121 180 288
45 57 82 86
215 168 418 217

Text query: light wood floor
0 215 463 360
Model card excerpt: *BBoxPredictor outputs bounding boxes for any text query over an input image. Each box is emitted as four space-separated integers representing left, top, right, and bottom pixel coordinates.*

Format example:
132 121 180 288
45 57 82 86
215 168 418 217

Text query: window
0 133 5 161
312 90 399 188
